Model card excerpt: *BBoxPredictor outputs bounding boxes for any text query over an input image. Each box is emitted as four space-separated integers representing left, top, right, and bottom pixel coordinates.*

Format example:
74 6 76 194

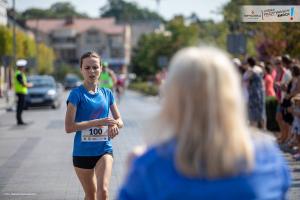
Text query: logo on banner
241 6 299 22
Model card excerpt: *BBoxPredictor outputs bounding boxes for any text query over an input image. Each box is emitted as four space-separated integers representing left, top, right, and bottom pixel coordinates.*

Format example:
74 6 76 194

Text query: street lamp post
5 0 16 111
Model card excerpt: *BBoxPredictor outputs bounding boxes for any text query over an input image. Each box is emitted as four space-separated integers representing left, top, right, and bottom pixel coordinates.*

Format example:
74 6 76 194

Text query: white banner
241 6 300 22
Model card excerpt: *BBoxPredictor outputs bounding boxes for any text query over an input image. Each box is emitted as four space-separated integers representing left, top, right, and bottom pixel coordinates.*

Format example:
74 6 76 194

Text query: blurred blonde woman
118 47 290 200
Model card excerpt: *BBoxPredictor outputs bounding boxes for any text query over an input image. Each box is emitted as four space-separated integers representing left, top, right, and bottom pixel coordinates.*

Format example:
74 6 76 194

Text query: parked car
25 75 62 109
64 74 81 90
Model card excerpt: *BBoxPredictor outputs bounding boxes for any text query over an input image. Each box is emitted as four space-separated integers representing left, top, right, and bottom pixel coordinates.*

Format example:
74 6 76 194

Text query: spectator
264 63 276 97
282 54 293 71
280 65 300 151
232 58 244 75
118 47 291 200
290 94 300 160
245 57 266 129
274 57 293 144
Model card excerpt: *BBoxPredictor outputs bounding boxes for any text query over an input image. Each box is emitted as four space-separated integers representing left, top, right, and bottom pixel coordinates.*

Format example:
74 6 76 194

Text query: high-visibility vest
14 70 28 94
99 72 114 89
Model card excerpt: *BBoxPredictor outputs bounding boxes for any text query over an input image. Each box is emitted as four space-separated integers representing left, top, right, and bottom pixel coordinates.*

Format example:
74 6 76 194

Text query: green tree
100 0 164 22
131 16 200 79
222 0 263 58
16 29 26 58
222 0 300 59
20 8 51 19
52 62 78 82
222 0 267 25
18 2 88 20
131 33 173 79
284 23 300 57
15 30 38 59
0 26 13 58
167 16 199 49
23 36 36 58
255 23 287 60
48 2 88 18
0 25 55 73
37 43 55 74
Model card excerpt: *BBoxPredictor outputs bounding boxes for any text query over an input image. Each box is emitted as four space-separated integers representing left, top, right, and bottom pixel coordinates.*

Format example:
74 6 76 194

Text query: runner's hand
108 125 119 139
97 117 117 127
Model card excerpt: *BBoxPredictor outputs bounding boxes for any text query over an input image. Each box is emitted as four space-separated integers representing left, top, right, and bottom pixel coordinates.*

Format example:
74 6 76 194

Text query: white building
26 17 131 71
129 20 161 47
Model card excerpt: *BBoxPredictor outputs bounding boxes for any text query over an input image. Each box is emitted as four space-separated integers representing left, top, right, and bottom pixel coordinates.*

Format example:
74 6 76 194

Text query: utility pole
6 0 16 111
12 0 16 69
35 19 39 74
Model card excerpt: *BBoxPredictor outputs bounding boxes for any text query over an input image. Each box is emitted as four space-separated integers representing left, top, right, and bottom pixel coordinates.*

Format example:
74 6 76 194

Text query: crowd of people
65 48 293 200
118 47 291 199
234 54 300 161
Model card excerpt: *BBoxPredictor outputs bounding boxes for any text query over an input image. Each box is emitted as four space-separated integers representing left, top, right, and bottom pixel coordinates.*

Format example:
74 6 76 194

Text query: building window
86 30 100 44
110 36 123 48
111 48 123 58
51 37 75 43
60 49 76 61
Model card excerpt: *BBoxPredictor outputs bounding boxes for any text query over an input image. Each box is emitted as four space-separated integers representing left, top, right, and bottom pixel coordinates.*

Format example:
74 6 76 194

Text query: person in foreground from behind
65 51 123 200
118 47 290 200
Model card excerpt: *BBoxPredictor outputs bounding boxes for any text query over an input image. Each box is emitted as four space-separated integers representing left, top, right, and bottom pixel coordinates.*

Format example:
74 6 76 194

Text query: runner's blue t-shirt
67 85 115 156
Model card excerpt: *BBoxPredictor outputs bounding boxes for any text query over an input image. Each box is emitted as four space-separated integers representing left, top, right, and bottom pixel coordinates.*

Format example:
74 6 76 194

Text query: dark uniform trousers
16 93 26 123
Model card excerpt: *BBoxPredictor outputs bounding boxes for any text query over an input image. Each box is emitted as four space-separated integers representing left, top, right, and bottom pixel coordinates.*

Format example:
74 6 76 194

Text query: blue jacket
118 136 290 200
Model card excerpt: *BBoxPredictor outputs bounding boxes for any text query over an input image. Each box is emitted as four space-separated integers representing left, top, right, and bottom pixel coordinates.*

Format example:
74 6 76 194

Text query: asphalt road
0 90 299 199
0 90 159 200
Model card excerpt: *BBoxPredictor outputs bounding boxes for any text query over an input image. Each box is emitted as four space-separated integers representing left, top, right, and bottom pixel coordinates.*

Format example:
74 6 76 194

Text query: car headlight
47 89 56 97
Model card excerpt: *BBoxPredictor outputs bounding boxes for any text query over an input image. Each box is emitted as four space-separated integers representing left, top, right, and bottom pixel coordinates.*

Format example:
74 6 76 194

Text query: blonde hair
158 47 254 178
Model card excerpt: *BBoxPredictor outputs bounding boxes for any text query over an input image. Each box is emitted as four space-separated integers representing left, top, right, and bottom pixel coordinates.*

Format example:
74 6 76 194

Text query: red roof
26 18 124 35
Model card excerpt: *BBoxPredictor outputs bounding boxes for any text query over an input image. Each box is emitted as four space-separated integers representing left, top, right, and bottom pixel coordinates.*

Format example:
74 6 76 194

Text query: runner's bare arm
65 102 117 133
109 70 117 85
107 103 123 139
110 103 124 128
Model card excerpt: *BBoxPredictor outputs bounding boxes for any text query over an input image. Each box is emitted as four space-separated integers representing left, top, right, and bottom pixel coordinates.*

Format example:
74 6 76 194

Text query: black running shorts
73 152 113 169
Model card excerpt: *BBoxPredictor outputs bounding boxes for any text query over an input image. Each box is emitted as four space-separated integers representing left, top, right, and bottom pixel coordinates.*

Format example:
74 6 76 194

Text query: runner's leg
95 154 113 200
74 167 97 200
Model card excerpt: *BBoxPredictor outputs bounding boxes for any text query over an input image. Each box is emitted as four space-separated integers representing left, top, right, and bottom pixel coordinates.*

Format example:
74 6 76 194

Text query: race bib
81 127 109 142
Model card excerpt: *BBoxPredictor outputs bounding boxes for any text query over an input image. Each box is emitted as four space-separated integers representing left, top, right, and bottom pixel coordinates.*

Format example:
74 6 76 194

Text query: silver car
25 75 62 109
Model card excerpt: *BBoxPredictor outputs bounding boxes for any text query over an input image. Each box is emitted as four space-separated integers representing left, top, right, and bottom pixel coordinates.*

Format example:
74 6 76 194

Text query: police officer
14 59 32 125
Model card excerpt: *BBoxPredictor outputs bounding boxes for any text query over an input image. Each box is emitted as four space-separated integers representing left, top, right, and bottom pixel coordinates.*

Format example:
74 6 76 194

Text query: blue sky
9 0 230 22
